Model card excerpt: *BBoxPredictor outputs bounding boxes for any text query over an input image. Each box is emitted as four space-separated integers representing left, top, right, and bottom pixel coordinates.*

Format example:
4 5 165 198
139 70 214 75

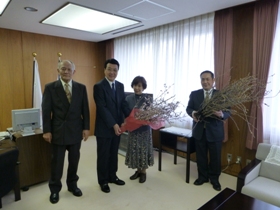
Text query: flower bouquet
120 108 165 132
121 84 183 132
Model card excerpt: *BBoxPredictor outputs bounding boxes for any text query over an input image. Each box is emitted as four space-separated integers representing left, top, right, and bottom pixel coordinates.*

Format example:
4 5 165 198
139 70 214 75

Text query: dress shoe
110 178 125 185
211 181 221 191
194 179 209 186
100 184 110 193
68 188 83 197
49 193 59 204
139 173 146 183
130 171 140 180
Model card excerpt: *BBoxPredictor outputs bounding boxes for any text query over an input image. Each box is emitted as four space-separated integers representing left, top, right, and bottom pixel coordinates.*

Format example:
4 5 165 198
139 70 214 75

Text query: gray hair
58 60 75 71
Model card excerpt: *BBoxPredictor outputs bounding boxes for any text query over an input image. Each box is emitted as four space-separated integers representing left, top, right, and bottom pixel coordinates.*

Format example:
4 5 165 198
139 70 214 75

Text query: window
115 13 214 128
263 5 280 145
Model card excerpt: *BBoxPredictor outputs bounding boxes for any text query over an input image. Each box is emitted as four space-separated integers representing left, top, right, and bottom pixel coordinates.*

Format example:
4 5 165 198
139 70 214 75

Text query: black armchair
0 147 20 208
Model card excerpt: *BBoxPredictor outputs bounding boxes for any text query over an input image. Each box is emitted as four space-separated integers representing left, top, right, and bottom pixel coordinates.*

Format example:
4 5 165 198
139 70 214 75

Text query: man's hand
213 110 224 119
192 111 199 122
83 130 89 141
43 132 52 143
113 124 122 136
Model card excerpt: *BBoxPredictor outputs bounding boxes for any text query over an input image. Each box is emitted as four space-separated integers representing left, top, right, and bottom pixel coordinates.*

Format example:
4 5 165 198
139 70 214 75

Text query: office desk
158 127 195 183
13 130 51 190
0 139 21 203
198 188 280 210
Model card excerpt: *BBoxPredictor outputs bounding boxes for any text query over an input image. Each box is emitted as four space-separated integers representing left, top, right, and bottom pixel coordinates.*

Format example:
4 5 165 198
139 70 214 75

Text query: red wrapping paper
121 108 165 132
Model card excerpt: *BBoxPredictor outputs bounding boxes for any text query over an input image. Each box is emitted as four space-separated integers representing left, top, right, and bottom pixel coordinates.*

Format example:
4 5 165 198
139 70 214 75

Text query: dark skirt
125 125 154 169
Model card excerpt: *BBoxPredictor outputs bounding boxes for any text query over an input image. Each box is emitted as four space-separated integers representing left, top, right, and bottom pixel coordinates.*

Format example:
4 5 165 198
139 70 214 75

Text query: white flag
32 58 42 127
33 58 42 108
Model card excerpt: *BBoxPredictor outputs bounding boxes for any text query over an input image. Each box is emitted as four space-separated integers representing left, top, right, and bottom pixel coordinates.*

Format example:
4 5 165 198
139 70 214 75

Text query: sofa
236 143 280 207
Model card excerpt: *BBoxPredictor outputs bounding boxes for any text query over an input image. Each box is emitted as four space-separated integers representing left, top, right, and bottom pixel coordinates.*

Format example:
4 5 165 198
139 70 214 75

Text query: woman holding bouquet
125 76 154 183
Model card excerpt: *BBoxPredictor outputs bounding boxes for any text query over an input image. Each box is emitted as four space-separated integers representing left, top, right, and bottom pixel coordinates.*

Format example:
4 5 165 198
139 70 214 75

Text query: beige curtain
214 8 233 142
246 0 279 149
114 13 215 130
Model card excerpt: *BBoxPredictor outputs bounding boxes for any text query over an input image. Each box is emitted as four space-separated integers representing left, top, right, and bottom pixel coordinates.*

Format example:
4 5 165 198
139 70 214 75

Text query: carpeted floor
1 136 237 210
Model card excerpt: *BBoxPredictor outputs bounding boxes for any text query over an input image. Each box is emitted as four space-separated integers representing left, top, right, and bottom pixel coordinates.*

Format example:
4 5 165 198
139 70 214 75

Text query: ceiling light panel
42 3 140 34
0 0 11 15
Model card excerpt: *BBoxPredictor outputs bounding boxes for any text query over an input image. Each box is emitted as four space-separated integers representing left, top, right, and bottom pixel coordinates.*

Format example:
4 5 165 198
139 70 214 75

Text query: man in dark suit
186 70 230 191
42 60 90 204
94 58 130 193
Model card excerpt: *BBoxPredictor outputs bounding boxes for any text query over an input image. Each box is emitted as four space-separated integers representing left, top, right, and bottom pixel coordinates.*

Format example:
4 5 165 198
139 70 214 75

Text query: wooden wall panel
0 29 25 129
89 41 106 133
0 28 105 135
221 3 257 176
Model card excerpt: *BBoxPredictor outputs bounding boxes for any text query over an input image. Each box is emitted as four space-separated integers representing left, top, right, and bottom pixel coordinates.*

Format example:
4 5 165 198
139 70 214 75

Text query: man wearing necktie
64 83 71 103
186 70 231 191
112 82 116 98
42 60 90 203
93 58 130 193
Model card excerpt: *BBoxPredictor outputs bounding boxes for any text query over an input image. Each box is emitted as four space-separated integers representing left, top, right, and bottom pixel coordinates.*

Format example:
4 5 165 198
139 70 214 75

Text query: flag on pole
32 57 42 127
57 52 62 80
32 57 42 108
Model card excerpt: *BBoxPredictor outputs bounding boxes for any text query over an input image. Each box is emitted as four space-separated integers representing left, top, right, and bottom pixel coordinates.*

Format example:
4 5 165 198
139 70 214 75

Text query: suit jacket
42 80 90 145
94 78 130 138
186 89 230 142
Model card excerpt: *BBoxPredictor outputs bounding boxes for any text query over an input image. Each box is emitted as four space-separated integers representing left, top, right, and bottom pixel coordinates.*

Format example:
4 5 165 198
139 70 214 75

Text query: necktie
112 83 115 97
65 83 71 103
205 91 210 102
204 91 210 128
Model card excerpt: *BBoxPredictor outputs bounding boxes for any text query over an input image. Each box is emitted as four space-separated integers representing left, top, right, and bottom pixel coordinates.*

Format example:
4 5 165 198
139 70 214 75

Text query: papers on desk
160 126 192 137
0 131 9 137
21 132 35 136
0 132 10 140
0 132 9 141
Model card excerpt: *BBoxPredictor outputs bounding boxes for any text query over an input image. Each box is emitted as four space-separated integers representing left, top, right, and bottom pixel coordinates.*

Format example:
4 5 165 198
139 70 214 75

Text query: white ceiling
0 0 256 42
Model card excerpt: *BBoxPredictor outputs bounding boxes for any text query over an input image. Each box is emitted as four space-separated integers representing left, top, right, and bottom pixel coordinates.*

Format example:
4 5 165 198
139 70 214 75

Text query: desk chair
0 148 20 208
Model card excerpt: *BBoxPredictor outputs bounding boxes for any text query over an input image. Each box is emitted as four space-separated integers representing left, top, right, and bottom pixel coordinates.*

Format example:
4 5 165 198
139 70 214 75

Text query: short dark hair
131 76 147 90
104 58 119 69
200 70 214 79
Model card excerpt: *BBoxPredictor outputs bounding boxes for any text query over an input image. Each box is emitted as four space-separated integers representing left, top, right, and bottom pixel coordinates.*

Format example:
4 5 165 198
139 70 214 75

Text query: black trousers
96 135 120 185
49 142 81 193
195 130 222 182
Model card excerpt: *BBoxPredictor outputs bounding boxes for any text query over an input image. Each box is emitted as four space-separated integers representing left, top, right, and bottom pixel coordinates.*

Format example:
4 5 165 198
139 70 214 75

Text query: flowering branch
134 84 184 124
195 75 272 134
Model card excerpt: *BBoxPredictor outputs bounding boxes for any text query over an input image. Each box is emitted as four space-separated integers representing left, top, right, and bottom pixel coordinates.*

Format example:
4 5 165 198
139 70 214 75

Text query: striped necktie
205 91 210 102
203 91 210 128
65 83 71 103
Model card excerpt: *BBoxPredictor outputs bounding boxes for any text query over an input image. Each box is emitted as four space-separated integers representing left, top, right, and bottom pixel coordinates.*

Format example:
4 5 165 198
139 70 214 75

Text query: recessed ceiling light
0 0 11 16
41 3 140 34
24 7 38 12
